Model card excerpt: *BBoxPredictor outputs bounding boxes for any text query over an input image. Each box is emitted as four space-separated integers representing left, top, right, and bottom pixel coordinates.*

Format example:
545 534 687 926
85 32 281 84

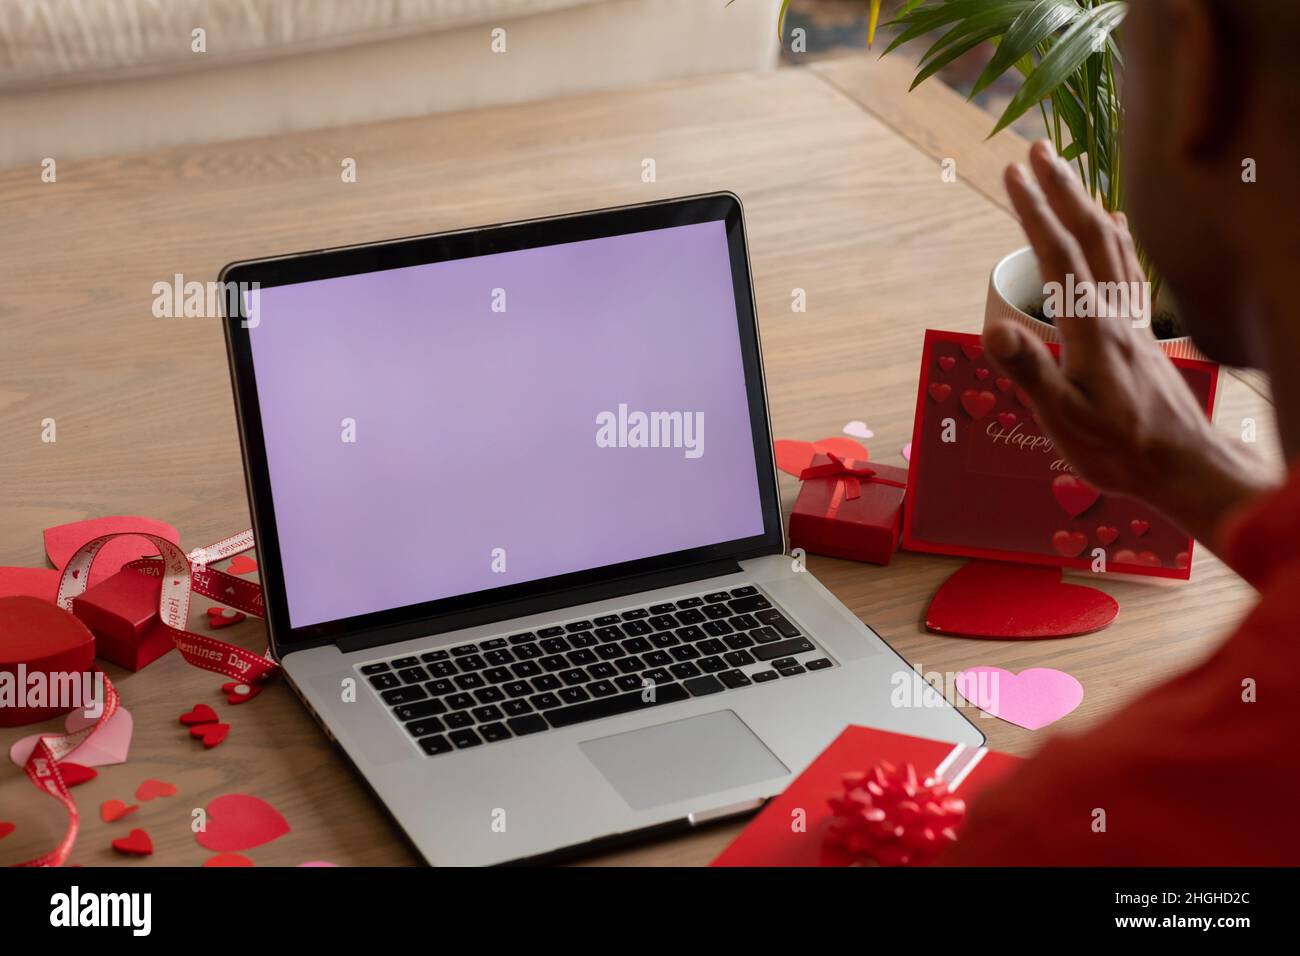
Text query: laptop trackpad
579 710 789 811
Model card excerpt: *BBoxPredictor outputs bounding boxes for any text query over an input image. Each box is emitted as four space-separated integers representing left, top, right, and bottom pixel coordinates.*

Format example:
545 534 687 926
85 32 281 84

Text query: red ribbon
825 761 966 867
798 453 905 519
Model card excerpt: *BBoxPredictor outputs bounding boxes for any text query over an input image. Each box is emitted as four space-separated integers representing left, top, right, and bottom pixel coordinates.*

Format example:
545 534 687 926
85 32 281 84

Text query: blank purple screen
247 220 766 628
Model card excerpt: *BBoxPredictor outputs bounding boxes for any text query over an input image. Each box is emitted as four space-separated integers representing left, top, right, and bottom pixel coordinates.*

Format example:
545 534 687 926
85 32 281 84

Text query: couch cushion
0 0 602 91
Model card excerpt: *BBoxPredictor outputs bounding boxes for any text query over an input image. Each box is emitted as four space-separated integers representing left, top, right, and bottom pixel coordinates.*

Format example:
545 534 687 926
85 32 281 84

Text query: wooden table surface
0 53 1279 867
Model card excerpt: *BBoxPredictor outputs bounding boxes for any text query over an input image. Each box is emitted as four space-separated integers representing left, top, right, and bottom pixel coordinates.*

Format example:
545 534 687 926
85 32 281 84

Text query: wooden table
0 53 1278 867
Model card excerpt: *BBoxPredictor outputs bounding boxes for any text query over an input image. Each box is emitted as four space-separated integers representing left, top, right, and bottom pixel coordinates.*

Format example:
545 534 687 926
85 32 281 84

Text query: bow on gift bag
789 453 909 566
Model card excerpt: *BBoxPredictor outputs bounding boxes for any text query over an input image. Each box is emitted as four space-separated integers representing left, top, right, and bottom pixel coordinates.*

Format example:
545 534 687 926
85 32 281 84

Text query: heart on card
927 383 952 403
937 355 956 372
1115 549 1162 568
135 779 177 802
1129 519 1150 537
0 566 60 603
43 516 180 589
960 344 983 362
926 561 1118 640
959 389 996 420
195 794 290 852
974 367 990 381
1096 525 1119 546
222 681 262 705
111 828 153 856
1051 530 1089 557
190 723 230 749
955 666 1084 730
1051 474 1100 518
842 420 874 440
101 799 139 823
774 437 868 477
995 377 1012 392
996 412 1018 430
179 704 219 726
9 706 133 769
226 555 258 575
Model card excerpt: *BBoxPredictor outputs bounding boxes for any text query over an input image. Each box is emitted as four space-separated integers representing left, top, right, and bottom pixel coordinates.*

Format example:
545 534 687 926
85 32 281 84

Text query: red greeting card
902 330 1219 579
712 726 1020 867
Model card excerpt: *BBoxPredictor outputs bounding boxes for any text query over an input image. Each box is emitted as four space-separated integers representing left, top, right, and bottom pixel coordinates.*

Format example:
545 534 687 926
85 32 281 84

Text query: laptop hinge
334 557 745 655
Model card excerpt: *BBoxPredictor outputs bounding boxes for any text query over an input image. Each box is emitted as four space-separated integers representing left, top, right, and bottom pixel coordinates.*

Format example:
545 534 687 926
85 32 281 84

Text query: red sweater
940 469 1300 865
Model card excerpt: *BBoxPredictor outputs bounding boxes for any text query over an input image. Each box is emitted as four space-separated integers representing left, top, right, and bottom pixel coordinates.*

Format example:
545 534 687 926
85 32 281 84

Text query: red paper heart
206 606 246 630
204 853 255 867
226 555 258 575
974 367 990 380
773 437 868 477
995 377 1012 392
0 566 60 603
0 822 15 840
195 794 290 852
959 389 996 420
59 762 98 787
937 355 956 372
996 412 1018 430
135 779 178 802
43 516 179 589
1051 474 1100 517
111 828 153 856
1052 530 1089 557
179 704 219 726
1129 519 1151 537
101 799 139 823
190 723 230 749
926 561 1118 639
927 383 952 403
1096 525 1119 546
222 681 263 705
960 344 983 362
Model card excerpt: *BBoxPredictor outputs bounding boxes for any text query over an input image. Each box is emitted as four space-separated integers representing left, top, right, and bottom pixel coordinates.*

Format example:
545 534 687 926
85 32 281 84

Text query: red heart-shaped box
71 569 174 672
0 596 97 727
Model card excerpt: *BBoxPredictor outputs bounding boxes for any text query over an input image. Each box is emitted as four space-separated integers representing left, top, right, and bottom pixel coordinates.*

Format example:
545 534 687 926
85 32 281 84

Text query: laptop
220 193 983 866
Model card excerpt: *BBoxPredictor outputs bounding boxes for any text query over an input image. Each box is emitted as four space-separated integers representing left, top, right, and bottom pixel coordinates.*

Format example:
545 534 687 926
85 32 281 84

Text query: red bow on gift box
798 453 906 511
825 761 967 867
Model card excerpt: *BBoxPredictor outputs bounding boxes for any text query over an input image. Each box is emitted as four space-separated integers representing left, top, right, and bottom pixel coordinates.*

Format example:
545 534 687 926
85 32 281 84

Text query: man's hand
984 141 1270 548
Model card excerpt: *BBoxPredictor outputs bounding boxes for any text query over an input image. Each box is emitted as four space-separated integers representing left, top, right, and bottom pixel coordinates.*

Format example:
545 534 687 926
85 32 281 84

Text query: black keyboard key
675 625 706 642
503 680 532 698
447 693 475 710
620 608 649 620
450 645 479 657
394 699 446 721
545 683 689 728
648 614 678 632
731 613 760 632
540 637 570 654
595 626 623 643
503 699 533 717
725 649 756 668
698 639 726 656
428 660 457 677
753 670 780 683
513 642 543 659
670 662 701 679
753 637 816 662
649 603 677 615
457 654 487 672
595 643 625 660
381 685 427 705
620 619 651 636
564 620 593 632
724 633 755 650
474 686 505 704
445 710 474 729
425 679 455 696
750 626 782 644
567 649 597 666
479 722 511 743
594 615 621 627
675 597 703 609
368 672 400 690
807 658 833 671
481 638 506 650
483 667 512 684
719 670 752 689
704 592 730 603
538 626 565 638
419 734 453 756
650 632 679 649
484 649 514 666
756 609 801 637
778 664 807 677
622 636 652 654
642 668 673 685
511 660 542 678
450 729 482 749
530 692 561 710
360 662 390 675
405 716 446 737
559 687 590 704
614 675 643 692
698 656 728 674
533 674 561 691
588 662 617 679
772 657 798 669
539 655 568 672
684 675 725 696
670 644 700 661
391 656 419 668
420 650 449 663
702 603 732 620
644 650 672 667
472 705 504 722
615 655 646 674
508 714 548 736
730 586 758 597
589 680 617 697
454 672 485 690
508 632 536 645
675 608 705 625
729 594 772 613
559 668 588 686
702 619 733 637
568 632 598 648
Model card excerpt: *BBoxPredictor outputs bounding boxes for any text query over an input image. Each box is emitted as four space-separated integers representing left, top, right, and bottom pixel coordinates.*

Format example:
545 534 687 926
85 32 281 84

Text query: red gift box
72 567 174 671
788 454 907 565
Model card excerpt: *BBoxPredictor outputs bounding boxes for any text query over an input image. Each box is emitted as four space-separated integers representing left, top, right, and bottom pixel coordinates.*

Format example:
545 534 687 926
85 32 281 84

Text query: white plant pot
983 246 1212 363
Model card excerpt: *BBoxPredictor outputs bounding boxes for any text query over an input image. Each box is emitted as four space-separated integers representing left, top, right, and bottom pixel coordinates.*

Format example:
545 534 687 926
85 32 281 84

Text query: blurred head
1122 0 1300 368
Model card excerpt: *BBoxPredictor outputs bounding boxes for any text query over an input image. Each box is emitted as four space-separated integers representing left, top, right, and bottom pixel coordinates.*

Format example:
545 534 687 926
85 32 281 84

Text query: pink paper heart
9 706 133 769
842 420 874 440
954 667 1083 730
901 443 912 462
195 794 291 852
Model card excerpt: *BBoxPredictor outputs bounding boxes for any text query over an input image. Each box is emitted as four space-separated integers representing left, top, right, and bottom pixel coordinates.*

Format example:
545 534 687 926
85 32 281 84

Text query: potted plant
751 0 1206 359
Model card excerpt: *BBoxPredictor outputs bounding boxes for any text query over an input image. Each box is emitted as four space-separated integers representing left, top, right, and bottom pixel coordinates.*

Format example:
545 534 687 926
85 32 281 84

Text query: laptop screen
245 218 768 629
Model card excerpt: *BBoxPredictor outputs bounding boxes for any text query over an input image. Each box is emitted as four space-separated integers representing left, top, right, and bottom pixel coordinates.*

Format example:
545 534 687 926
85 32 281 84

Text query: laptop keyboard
358 586 835 756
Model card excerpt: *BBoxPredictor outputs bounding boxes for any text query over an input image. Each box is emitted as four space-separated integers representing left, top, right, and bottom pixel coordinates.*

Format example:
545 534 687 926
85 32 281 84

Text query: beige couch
0 0 781 167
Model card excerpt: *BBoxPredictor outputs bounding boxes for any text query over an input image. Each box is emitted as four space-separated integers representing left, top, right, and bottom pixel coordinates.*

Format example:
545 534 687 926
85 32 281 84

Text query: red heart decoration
204 853 255 867
1113 549 1162 568
43 516 179 590
926 561 1118 639
226 555 258 575
937 355 956 372
996 412 1018 430
995 377 1012 392
0 566 60 603
1096 525 1119 547
135 779 178 802
1129 519 1151 537
0 596 96 727
195 794 291 852
59 762 98 787
101 799 139 823
191 723 230 749
774 437 868 477
1052 530 1089 558
960 344 984 362
179 704 219 726
974 367 990 380
0 822 15 840
222 681 263 705
206 606 246 630
1175 551 1190 570
111 828 153 856
1051 474 1101 518
959 389 996 420
927 383 952 403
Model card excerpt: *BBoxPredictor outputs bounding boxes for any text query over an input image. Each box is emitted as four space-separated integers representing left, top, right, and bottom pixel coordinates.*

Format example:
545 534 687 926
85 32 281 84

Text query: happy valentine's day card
903 329 1219 579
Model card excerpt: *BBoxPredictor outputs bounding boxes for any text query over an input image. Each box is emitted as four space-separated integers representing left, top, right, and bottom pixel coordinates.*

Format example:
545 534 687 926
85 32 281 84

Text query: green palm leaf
970 0 1083 99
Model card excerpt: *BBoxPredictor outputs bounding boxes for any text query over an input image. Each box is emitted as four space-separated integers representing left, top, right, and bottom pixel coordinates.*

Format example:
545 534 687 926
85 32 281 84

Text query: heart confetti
179 704 219 726
110 828 153 856
222 681 262 705
0 822 15 840
206 606 247 630
190 723 230 749
842 420 874 440
954 666 1084 730
195 794 290 852
101 800 139 823
226 554 258 575
135 779 178 802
